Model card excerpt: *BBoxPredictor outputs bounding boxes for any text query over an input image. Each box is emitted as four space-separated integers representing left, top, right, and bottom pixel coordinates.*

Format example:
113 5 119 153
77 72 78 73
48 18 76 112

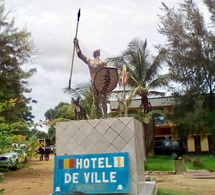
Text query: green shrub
192 156 203 167
182 155 191 163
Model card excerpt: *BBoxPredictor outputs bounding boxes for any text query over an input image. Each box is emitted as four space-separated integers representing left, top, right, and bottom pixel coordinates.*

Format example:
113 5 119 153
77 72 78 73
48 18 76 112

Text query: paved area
184 170 215 179
141 181 156 195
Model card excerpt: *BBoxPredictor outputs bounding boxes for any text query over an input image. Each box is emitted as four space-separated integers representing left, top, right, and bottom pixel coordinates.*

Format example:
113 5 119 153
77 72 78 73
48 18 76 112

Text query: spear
68 9 81 90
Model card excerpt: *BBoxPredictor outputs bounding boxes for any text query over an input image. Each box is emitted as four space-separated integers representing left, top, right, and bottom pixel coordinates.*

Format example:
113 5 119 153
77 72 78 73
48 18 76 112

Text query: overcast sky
4 0 204 131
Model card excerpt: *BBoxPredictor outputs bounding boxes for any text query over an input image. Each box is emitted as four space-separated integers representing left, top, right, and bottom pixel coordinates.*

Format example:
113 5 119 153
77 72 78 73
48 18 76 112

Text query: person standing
38 145 45 161
44 146 51 161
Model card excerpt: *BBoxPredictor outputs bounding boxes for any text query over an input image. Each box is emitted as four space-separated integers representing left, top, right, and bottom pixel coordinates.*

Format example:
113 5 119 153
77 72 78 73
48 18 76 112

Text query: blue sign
53 152 130 194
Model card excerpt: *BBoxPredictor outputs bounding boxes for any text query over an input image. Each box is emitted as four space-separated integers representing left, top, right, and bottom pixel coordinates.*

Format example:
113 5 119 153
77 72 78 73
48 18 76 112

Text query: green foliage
0 2 36 132
130 109 163 124
0 188 4 194
107 38 170 99
159 1 215 142
44 102 74 143
145 155 175 171
157 188 196 195
47 126 56 144
159 1 215 95
182 155 191 163
28 126 48 139
45 102 73 121
0 4 37 190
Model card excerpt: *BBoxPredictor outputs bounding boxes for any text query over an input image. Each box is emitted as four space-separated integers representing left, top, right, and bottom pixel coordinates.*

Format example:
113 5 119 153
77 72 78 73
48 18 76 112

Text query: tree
0 3 36 126
107 38 170 155
44 102 74 143
158 0 215 151
107 38 170 111
45 102 73 121
159 1 215 102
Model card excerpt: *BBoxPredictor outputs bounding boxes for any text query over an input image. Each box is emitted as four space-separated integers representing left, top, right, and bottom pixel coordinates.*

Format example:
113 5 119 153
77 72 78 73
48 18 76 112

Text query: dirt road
1 155 215 195
1 155 54 195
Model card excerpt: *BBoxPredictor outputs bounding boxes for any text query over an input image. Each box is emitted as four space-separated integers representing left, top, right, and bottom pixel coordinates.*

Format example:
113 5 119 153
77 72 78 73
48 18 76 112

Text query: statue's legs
92 85 100 119
101 93 107 118
92 84 107 119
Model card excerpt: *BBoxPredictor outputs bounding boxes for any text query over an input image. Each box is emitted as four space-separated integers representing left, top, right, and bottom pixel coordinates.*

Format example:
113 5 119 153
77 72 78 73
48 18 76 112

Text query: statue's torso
87 58 106 81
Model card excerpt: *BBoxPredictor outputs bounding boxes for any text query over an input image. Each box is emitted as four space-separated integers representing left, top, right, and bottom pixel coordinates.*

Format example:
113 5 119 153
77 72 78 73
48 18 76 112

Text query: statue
71 97 87 120
73 38 108 119
117 97 128 117
141 94 152 114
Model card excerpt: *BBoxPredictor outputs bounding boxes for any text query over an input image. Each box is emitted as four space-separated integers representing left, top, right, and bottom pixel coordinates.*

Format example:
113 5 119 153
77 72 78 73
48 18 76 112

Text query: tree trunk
144 117 155 156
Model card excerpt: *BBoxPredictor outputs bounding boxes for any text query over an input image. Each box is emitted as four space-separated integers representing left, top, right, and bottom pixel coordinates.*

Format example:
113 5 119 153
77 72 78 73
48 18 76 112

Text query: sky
4 0 204 131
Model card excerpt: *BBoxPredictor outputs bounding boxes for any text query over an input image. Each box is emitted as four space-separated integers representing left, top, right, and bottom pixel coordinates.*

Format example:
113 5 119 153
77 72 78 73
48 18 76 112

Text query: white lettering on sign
65 173 71 184
91 158 97 168
65 173 79 184
76 159 82 169
75 157 114 169
83 159 90 168
110 172 116 182
91 172 94 183
84 172 90 183
106 157 112 168
98 158 104 168
95 172 101 183
82 172 117 184
102 172 109 183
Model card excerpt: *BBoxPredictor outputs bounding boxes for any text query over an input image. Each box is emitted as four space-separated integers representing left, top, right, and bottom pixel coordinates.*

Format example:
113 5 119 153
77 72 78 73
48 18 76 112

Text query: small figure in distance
44 146 51 161
38 145 45 161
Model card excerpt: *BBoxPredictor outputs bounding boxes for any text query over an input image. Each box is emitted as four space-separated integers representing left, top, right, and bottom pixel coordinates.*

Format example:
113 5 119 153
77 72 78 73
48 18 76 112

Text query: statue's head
93 49 100 58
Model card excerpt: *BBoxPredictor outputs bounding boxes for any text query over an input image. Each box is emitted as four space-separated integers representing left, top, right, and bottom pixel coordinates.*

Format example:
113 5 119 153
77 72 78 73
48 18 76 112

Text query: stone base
56 117 146 194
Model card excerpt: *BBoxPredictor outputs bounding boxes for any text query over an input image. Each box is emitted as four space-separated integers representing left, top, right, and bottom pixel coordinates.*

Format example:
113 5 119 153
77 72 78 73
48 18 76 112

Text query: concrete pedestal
56 117 146 194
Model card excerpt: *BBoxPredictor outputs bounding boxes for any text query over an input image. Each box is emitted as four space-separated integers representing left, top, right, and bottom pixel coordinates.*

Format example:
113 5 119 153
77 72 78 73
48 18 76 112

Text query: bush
183 155 215 171
192 156 203 167
182 155 191 163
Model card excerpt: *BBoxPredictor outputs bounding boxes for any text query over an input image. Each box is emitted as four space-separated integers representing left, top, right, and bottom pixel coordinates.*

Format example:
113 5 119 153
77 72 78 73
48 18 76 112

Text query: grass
182 154 215 171
145 155 175 171
157 188 197 195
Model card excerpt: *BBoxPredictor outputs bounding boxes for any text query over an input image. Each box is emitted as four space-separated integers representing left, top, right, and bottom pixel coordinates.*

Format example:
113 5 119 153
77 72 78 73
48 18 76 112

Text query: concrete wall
56 117 146 195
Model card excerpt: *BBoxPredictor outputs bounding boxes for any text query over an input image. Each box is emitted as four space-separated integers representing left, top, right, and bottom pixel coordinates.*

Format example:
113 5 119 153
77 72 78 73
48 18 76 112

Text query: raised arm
73 38 88 64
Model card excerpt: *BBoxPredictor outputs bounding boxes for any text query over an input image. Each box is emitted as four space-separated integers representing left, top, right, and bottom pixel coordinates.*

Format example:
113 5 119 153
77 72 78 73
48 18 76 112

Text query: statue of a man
73 38 107 119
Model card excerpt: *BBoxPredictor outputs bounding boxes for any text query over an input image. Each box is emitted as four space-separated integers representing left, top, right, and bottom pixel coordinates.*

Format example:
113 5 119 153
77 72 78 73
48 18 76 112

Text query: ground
1 156 215 195
150 174 215 194
1 155 54 195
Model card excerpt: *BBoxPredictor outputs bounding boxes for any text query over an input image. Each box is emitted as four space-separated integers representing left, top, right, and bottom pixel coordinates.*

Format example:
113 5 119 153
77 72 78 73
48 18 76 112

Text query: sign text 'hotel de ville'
53 152 130 194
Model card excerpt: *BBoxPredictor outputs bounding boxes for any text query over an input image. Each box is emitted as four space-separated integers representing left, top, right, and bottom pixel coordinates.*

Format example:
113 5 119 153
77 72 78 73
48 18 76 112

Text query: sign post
53 152 130 194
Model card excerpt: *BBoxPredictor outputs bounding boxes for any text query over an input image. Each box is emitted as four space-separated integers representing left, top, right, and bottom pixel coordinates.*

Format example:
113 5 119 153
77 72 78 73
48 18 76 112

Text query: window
154 113 165 125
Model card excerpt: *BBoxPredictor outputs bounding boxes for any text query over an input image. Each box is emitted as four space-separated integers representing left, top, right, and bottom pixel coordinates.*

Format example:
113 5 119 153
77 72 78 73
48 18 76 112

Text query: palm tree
107 38 171 156
107 38 170 113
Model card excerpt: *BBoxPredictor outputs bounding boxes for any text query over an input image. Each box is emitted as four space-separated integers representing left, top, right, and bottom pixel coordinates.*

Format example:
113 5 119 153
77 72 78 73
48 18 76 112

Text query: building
109 96 215 153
